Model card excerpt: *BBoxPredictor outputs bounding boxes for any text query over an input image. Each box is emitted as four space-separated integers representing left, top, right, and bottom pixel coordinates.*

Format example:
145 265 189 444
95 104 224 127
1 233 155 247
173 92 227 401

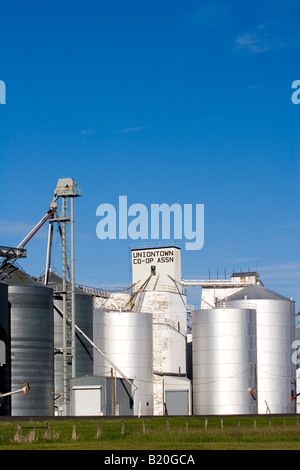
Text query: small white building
183 271 262 309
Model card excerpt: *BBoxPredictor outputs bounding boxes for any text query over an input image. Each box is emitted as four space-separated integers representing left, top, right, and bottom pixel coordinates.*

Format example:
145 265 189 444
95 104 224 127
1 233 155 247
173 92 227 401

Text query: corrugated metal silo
220 285 296 414
0 265 54 416
192 308 257 415
93 310 153 416
0 282 9 415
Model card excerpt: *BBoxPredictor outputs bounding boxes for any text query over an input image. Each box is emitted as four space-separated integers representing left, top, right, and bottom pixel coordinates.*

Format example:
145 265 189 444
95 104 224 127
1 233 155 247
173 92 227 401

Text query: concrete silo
192 308 257 415
221 285 296 414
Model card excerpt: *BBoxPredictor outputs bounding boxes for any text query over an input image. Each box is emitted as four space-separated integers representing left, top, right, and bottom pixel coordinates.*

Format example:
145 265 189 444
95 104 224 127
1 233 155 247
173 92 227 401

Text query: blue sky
0 0 299 309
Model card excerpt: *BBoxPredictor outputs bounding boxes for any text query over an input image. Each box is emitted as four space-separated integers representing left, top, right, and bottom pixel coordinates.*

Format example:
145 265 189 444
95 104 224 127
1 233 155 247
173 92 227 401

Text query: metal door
165 390 189 415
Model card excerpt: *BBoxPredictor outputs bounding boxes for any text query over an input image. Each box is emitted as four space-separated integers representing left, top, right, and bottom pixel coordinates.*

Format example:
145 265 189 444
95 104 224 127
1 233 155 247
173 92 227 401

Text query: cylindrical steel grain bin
0 265 54 416
93 310 153 416
192 308 257 415
220 285 296 414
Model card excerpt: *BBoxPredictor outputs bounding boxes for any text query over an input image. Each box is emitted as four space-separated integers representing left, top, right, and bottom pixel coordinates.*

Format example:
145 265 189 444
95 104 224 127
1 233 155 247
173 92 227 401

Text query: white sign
131 245 182 289
132 248 175 265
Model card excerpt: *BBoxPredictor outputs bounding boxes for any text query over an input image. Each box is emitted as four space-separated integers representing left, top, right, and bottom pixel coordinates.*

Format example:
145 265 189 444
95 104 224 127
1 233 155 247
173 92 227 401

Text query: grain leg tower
131 244 192 416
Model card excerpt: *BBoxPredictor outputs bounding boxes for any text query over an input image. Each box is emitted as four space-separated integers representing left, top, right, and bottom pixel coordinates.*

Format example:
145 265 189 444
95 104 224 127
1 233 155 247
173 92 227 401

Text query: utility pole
111 368 115 416
254 363 258 414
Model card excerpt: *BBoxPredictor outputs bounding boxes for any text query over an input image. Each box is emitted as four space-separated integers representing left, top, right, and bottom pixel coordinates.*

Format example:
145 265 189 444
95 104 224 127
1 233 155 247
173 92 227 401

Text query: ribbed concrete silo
46 271 93 414
0 265 54 416
221 285 296 414
0 282 9 415
192 308 257 415
137 290 187 376
93 310 153 416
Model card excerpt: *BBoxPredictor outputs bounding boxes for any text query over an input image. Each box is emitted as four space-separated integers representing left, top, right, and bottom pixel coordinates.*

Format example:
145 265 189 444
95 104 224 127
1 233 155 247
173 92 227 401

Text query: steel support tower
44 178 81 410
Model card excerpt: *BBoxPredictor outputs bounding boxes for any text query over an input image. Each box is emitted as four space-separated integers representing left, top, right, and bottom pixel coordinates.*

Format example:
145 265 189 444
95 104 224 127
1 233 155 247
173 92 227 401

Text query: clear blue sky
0 1 299 309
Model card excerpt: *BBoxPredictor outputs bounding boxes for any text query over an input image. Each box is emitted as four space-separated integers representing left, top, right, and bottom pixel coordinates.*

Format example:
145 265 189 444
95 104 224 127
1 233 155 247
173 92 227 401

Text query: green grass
0 416 300 450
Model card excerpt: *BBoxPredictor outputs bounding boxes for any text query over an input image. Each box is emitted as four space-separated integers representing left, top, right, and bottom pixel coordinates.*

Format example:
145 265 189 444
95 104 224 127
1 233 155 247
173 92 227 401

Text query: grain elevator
130 244 192 415
0 177 297 417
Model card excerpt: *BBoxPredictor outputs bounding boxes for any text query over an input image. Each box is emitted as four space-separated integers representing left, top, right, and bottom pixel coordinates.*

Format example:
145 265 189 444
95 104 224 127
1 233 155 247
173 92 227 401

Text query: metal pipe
17 209 55 249
121 274 152 311
54 209 71 281
44 222 53 285
170 275 215 309
0 383 30 398
182 279 252 286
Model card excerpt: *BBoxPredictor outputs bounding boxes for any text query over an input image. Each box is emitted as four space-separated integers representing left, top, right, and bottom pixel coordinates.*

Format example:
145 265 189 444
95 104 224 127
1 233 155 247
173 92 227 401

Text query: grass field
0 415 300 451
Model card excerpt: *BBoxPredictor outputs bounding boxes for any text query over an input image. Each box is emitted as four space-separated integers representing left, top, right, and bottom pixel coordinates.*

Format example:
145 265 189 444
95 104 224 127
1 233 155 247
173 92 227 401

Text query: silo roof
45 270 89 295
0 264 49 288
226 284 292 302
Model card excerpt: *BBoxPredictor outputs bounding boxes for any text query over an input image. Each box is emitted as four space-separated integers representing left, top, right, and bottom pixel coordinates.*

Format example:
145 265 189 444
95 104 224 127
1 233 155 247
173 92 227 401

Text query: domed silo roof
225 284 292 302
0 263 49 288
